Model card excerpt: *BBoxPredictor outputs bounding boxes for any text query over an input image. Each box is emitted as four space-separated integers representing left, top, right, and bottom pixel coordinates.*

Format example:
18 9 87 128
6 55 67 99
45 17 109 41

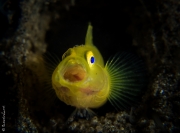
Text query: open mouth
63 64 87 82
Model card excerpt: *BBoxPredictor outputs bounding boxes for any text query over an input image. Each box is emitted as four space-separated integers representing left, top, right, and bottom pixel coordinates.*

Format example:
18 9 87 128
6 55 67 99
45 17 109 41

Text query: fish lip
62 59 87 82
80 87 99 95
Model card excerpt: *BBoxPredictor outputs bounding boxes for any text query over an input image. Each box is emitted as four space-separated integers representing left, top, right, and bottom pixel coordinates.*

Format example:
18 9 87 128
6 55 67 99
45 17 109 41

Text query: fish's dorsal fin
85 23 93 46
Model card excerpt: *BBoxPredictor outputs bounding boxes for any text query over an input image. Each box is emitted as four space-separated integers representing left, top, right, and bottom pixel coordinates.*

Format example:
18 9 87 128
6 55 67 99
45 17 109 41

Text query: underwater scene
0 0 180 133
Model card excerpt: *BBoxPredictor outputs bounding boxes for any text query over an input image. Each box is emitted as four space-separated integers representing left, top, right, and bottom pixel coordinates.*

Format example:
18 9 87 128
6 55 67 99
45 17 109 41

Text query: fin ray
106 52 146 110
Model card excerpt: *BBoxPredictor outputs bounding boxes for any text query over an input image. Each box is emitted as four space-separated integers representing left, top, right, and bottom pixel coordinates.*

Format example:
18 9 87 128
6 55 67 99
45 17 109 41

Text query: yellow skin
52 25 110 109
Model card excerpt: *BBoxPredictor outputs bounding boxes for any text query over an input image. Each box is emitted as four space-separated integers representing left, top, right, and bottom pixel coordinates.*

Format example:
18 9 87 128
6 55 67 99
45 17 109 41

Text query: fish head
52 42 109 108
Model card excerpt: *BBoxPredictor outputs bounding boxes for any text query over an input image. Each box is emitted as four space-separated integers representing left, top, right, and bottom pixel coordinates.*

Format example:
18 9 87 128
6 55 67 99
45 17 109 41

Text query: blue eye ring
90 56 95 64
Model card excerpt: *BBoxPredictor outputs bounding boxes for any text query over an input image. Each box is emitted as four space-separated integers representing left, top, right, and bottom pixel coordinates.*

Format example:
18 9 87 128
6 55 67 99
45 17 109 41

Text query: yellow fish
51 24 146 116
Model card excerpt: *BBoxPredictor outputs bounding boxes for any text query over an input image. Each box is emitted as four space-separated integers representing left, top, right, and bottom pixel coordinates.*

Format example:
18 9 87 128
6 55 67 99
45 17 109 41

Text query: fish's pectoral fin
105 52 147 110
85 23 94 46
66 108 96 124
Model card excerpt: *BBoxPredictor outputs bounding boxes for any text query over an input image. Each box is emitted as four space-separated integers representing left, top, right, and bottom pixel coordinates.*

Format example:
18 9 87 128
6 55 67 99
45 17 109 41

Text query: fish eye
62 49 72 60
90 56 95 63
86 51 95 66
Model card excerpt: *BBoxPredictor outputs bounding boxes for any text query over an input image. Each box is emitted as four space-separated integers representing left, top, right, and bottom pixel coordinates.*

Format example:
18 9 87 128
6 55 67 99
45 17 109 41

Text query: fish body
52 24 145 111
